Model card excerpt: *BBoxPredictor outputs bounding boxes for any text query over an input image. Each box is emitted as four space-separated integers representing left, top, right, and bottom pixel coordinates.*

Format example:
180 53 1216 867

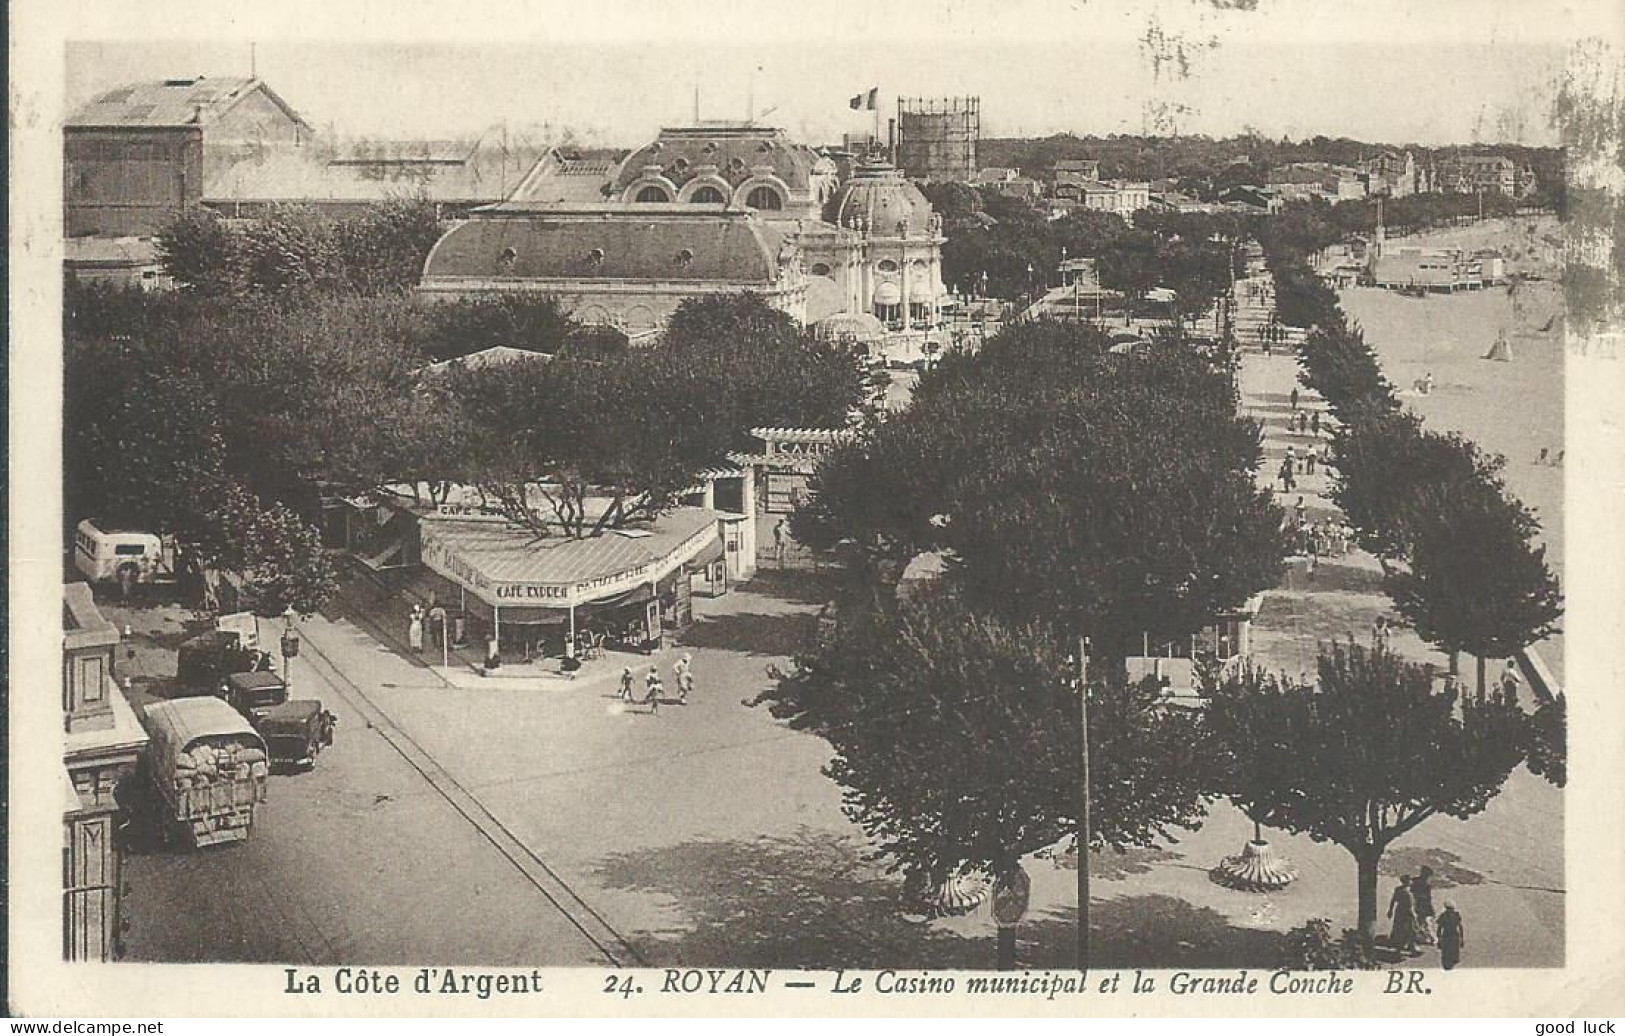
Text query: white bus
73 520 173 595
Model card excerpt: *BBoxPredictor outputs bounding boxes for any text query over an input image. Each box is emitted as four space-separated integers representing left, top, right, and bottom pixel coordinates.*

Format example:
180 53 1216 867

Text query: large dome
828 161 937 237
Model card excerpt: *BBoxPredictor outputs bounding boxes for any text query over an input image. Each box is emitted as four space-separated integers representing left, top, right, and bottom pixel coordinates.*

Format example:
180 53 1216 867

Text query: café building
414 499 733 658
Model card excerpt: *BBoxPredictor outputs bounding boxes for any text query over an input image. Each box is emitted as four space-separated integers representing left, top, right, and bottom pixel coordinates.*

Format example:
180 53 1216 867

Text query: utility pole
1077 637 1091 975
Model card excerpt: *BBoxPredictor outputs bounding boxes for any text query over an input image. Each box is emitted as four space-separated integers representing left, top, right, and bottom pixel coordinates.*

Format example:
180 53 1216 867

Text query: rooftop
420 206 791 285
67 76 310 132
419 507 720 599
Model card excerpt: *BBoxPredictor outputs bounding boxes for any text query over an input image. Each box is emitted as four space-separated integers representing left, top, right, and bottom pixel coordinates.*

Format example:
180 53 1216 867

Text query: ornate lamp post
279 606 301 693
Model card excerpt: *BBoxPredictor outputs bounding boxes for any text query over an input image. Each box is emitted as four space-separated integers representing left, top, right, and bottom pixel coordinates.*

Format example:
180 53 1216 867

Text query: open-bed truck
141 697 269 848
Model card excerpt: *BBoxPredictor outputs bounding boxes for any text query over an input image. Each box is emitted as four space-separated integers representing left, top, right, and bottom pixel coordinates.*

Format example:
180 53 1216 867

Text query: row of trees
1258 218 1563 697
760 317 1559 954
923 183 1246 316
158 200 448 297
68 266 864 613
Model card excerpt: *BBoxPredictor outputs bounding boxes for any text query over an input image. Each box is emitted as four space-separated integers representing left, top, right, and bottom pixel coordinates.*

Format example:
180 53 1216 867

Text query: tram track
296 620 644 968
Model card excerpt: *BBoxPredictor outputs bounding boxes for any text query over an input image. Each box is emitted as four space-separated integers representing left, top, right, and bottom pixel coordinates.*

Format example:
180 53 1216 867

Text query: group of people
1535 447 1565 467
618 653 695 714
1388 867 1467 969
1287 509 1352 560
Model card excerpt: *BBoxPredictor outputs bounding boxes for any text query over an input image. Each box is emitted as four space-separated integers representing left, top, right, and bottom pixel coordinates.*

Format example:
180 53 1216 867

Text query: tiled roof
68 76 309 131
421 208 785 284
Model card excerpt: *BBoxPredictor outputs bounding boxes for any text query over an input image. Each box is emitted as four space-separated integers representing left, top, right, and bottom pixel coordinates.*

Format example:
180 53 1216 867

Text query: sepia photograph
11 0 1625 1019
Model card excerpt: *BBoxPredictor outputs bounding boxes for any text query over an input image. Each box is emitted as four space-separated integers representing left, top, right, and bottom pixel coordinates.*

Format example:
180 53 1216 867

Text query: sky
57 0 1619 150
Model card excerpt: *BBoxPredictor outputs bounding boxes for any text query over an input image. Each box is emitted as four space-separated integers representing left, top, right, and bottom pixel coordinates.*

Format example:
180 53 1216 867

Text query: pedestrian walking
1290 386 1300 411
1294 495 1308 525
1413 867 1437 946
619 666 635 701
675 652 694 704
1311 410 1321 437
1437 903 1466 970
408 613 424 653
773 519 788 568
1306 448 1317 475
644 664 663 714
1279 457 1296 492
1388 875 1419 955
1500 658 1523 700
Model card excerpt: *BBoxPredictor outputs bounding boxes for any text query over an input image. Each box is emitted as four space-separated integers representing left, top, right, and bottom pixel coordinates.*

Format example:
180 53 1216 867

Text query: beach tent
1482 334 1513 362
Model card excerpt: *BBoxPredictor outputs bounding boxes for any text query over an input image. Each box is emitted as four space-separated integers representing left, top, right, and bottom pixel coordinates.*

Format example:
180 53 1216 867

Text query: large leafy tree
335 196 448 294
64 335 229 539
410 292 581 361
755 587 1214 884
797 320 1285 667
1385 480 1563 691
155 207 243 296
448 293 864 539
1205 641 1531 941
194 481 339 617
1330 409 1486 563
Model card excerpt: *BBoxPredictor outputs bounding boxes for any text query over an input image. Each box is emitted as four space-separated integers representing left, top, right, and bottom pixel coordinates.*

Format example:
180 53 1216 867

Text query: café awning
420 507 722 610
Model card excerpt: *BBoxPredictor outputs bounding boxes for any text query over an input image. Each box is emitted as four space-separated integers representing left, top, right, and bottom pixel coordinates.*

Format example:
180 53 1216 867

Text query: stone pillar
702 478 716 511
929 257 941 328
900 248 912 329
739 473 758 580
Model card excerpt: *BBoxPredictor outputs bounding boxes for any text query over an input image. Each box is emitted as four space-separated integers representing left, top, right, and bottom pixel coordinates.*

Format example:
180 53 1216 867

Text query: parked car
73 520 174 597
223 670 290 724
175 630 274 694
256 700 337 770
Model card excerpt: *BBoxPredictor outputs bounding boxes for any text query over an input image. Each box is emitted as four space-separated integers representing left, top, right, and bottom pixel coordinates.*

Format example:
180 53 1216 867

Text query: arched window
689 185 725 204
876 259 899 273
635 185 669 203
745 185 783 211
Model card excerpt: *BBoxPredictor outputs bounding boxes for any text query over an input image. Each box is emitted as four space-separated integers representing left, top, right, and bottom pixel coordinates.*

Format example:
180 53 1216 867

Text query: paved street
106 596 615 966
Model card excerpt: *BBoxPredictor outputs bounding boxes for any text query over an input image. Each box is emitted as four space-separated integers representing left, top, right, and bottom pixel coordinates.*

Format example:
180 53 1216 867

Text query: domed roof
611 125 821 198
829 160 937 237
814 311 887 343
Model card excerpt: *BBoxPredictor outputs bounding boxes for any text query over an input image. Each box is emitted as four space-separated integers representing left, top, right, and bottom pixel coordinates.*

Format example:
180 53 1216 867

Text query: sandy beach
1340 219 1565 680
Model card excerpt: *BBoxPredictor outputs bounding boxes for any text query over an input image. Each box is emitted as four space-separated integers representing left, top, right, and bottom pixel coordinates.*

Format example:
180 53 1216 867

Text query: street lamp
280 606 300 694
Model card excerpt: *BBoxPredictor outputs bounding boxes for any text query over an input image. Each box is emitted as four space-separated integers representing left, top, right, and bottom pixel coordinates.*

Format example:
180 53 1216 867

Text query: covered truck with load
141 697 269 849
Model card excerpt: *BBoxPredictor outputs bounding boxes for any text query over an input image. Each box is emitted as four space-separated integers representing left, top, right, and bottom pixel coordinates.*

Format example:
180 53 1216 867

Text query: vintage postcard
8 0 1625 1019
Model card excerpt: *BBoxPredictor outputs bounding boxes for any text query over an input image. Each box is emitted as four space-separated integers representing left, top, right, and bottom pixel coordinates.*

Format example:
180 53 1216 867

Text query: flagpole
875 90 882 155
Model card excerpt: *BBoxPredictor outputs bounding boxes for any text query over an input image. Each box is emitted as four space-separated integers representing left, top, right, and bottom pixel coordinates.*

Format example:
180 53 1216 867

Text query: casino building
419 123 949 359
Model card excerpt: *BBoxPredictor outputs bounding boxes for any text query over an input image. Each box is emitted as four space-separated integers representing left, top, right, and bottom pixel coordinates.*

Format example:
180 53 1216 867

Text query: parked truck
141 697 269 849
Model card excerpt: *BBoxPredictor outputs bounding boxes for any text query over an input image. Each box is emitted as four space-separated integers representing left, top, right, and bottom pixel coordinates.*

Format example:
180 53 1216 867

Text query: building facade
1435 154 1525 196
65 76 313 237
424 125 947 355
1362 150 1418 197
62 583 148 961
